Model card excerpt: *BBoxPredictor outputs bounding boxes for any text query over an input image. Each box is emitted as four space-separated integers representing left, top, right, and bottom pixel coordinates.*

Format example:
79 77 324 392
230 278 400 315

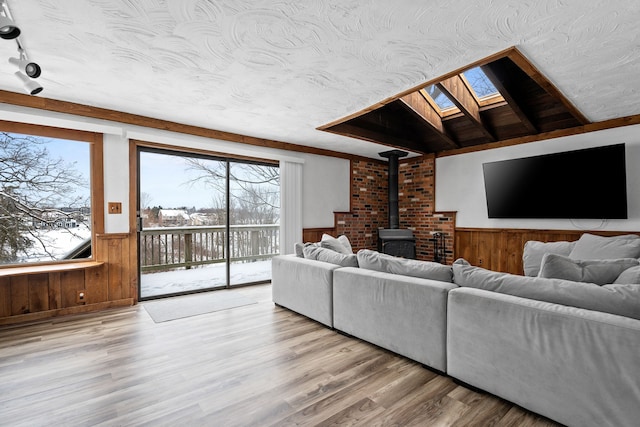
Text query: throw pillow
569 233 640 260
452 258 640 320
522 240 576 276
303 245 358 267
357 249 453 282
320 233 352 255
294 242 305 258
613 265 640 284
538 253 639 285
337 235 353 254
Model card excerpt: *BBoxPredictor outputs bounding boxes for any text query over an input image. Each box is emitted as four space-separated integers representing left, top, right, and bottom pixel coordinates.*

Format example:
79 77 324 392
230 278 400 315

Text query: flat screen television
482 144 627 219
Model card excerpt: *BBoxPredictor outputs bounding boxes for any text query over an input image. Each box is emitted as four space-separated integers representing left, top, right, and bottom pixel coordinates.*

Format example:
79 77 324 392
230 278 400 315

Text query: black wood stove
377 149 416 259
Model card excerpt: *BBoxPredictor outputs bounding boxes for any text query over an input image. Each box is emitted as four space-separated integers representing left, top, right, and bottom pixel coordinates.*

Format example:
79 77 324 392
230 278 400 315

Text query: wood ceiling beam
398 92 459 149
327 122 429 154
436 76 496 142
480 64 538 134
506 50 590 125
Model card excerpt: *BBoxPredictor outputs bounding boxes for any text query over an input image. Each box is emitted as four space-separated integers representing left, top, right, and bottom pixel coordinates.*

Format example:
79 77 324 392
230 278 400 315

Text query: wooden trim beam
437 113 640 158
325 122 427 155
0 90 374 163
398 92 459 149
437 76 495 142
480 64 538 134
506 50 590 125
317 46 521 131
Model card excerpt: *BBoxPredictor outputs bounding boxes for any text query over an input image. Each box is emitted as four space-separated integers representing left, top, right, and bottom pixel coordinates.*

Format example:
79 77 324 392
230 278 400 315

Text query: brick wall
335 160 388 251
333 156 455 263
398 156 455 263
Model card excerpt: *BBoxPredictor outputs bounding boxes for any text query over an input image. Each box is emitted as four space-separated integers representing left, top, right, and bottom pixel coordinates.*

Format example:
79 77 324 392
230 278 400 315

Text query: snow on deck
141 260 272 298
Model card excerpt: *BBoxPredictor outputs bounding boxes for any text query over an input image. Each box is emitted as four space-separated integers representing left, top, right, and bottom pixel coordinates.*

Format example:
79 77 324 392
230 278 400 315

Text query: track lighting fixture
9 50 41 78
0 0 19 40
1 1 43 95
15 71 42 95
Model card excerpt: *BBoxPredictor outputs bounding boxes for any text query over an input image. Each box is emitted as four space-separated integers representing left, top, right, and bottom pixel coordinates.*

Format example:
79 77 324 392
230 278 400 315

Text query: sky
139 151 225 209
6 132 276 211
7 133 92 204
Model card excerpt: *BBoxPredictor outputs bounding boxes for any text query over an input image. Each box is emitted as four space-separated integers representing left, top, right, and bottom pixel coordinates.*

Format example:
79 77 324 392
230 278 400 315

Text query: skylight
462 67 499 100
424 85 455 110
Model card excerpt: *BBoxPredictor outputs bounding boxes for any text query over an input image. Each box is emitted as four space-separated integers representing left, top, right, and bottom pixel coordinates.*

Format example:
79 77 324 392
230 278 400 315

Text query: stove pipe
379 149 409 229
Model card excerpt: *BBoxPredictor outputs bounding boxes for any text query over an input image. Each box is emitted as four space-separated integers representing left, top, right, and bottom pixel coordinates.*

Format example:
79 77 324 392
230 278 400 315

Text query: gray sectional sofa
271 233 640 427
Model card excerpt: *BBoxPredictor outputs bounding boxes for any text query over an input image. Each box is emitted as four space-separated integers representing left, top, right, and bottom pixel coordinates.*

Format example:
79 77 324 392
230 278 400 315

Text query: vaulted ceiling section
319 48 590 155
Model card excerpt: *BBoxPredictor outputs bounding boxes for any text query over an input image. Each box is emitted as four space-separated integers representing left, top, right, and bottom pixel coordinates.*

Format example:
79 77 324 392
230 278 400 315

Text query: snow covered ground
140 259 272 298
22 225 91 262
16 225 273 299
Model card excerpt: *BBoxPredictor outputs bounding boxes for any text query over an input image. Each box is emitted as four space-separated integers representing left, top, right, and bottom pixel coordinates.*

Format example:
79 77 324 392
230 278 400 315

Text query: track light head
0 14 19 40
14 71 43 95
9 56 41 78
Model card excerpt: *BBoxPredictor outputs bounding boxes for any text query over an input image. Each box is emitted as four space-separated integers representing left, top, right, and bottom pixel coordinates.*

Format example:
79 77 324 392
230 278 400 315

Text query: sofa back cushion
357 249 453 282
522 240 576 276
614 265 640 284
569 233 640 260
452 258 640 320
538 253 639 285
303 245 358 267
320 233 353 255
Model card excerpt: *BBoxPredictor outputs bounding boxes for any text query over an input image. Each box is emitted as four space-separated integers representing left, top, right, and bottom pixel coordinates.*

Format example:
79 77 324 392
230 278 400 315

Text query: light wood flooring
0 284 562 426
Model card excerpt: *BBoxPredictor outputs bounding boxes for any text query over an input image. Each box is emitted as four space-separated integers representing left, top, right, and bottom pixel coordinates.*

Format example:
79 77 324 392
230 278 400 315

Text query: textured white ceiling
1 0 639 158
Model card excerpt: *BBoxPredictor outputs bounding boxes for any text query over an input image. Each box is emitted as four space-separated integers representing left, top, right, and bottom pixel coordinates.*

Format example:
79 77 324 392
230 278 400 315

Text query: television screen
482 144 627 219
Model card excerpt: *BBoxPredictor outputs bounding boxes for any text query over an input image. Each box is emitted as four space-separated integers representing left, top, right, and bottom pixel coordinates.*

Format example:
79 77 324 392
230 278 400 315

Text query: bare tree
185 159 280 224
0 132 88 263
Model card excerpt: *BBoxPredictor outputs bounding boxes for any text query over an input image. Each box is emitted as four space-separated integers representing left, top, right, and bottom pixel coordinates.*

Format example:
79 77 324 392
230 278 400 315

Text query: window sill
0 261 104 278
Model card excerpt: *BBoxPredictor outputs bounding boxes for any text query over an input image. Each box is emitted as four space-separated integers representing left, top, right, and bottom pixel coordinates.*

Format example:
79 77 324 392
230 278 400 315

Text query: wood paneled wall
302 228 335 244
455 228 640 275
0 233 135 325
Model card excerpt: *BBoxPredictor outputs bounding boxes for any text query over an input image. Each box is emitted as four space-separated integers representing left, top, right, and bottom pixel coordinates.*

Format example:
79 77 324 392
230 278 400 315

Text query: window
421 66 504 117
0 125 100 266
462 67 500 100
424 85 456 111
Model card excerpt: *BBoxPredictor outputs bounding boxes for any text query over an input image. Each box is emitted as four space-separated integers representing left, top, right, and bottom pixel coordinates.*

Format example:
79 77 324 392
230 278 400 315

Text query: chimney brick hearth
335 156 455 263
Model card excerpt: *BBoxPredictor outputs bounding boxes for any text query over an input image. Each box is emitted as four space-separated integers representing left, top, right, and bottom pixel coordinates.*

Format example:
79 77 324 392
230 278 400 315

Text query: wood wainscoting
302 227 336 244
0 233 136 326
455 228 640 275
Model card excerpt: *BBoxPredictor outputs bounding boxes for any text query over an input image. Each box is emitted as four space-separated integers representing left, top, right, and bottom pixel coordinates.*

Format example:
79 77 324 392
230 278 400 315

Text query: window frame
0 120 104 269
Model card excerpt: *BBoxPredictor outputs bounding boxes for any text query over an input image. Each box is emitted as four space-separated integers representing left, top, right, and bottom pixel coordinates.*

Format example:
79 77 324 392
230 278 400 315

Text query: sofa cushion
357 249 453 282
337 235 353 254
452 258 640 320
569 233 640 260
614 265 640 284
303 245 358 267
522 240 576 277
294 242 305 258
320 233 353 255
538 253 639 285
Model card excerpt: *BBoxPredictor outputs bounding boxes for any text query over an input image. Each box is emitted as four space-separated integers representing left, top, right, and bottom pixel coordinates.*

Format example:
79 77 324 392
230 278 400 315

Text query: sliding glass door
137 148 279 300
228 161 280 286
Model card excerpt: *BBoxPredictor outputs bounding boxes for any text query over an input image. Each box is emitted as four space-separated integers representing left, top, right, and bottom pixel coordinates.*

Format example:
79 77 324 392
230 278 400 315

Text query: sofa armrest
447 287 640 427
271 255 340 327
333 267 457 371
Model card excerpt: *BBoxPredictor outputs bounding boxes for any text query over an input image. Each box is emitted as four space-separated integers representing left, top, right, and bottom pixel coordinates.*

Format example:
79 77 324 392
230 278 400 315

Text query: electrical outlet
77 290 87 304
478 258 484 265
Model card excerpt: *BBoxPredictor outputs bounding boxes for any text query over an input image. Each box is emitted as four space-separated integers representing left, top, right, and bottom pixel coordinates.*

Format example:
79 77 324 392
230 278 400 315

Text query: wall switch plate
108 202 122 214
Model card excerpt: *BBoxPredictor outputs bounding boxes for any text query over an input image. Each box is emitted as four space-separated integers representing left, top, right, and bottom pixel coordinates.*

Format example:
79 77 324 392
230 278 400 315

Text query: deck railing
140 224 279 272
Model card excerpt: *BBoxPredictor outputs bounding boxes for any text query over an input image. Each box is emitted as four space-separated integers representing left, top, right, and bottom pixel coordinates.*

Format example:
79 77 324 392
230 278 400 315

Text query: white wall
297 153 350 228
102 133 130 233
0 104 351 234
436 124 640 231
